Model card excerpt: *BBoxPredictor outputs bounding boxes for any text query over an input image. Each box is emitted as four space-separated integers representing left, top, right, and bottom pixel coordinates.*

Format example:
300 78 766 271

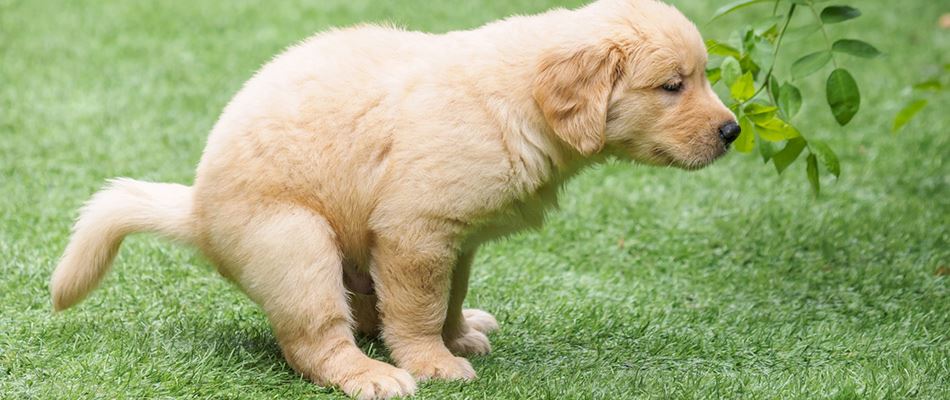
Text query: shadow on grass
175 313 395 375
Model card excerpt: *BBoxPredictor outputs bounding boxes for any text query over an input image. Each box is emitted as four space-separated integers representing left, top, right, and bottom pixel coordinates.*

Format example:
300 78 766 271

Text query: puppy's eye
661 81 683 93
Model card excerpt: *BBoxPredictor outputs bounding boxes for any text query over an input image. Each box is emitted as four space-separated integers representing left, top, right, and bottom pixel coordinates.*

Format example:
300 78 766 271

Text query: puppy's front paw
403 354 476 382
337 360 416 400
463 309 499 334
446 329 491 356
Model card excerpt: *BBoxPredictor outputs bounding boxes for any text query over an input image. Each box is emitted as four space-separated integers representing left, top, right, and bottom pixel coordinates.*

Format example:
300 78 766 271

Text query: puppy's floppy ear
533 41 626 156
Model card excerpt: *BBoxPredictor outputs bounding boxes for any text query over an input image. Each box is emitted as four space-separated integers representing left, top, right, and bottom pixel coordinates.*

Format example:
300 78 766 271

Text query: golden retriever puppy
50 0 737 398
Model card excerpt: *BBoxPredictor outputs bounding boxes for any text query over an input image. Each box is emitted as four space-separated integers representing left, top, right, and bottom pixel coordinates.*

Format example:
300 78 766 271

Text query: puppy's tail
51 178 196 311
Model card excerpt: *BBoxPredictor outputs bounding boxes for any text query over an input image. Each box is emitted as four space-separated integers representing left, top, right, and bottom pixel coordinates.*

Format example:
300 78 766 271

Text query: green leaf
792 51 832 80
720 57 742 87
769 77 781 100
826 68 861 126
712 0 773 20
759 18 782 43
783 24 821 42
912 79 943 91
806 153 820 196
731 72 756 102
739 55 762 78
734 116 756 153
748 36 775 73
778 82 803 119
892 99 928 133
772 137 807 175
759 137 776 162
832 39 881 58
755 116 801 142
820 5 861 24
707 67 722 86
744 103 778 117
809 140 841 177
706 40 741 59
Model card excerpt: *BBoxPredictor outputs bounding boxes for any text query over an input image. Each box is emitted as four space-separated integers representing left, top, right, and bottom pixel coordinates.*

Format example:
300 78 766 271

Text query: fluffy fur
51 0 734 398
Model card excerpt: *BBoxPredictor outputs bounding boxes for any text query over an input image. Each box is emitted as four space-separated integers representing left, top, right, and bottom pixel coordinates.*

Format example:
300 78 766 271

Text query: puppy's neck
452 7 612 196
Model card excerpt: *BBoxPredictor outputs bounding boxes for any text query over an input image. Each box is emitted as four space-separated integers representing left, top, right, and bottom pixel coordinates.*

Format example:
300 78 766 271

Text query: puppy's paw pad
406 356 476 382
447 329 491 356
463 309 499 334
339 361 416 400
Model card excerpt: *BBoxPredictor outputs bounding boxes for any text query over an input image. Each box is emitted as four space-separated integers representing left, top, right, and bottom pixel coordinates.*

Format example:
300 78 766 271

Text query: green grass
2 0 948 398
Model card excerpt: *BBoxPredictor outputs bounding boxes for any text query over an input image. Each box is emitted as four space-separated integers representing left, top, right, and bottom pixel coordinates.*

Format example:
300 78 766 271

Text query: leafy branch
706 0 880 196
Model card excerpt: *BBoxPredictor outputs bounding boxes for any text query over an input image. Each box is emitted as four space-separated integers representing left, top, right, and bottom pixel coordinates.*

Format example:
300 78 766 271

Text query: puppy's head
533 0 737 170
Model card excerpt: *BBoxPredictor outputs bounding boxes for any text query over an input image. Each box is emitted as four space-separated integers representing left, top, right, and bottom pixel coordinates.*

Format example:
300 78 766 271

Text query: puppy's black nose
719 121 741 145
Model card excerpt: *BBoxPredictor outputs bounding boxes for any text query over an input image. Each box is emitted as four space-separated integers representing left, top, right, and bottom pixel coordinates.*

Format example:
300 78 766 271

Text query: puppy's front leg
372 225 476 381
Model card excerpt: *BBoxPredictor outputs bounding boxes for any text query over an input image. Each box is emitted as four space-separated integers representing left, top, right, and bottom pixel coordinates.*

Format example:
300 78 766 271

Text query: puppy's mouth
652 143 727 171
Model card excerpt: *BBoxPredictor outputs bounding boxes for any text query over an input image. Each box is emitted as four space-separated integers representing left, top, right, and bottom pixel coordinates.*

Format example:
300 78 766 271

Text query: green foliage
777 82 802 117
892 65 949 133
807 140 840 178
806 153 820 194
831 39 881 58
791 50 832 79
893 100 929 133
736 116 757 153
826 68 860 125
731 72 757 101
772 137 807 175
708 0 876 196
819 5 861 24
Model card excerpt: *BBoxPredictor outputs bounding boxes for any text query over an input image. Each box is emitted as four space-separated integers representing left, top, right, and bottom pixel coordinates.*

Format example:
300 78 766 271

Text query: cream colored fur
51 1 734 398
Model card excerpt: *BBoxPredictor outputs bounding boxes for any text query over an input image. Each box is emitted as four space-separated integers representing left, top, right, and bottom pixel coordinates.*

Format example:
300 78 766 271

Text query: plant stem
744 4 797 108
809 5 839 68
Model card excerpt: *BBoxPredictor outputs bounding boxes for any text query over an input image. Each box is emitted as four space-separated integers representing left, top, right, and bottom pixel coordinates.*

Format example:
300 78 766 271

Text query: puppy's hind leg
227 205 415 400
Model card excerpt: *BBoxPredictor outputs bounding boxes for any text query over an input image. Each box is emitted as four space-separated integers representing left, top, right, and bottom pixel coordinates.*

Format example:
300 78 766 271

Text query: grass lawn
1 0 947 398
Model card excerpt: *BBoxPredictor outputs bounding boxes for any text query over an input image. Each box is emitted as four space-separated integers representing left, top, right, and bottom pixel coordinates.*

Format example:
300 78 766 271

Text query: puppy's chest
461 184 560 251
